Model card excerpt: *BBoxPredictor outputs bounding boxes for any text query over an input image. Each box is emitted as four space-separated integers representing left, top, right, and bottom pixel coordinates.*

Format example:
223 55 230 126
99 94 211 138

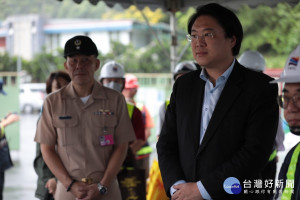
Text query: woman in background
33 71 71 200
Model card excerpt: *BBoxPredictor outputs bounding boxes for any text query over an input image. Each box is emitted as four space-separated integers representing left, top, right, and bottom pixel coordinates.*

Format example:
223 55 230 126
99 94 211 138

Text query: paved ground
3 114 39 200
2 114 300 200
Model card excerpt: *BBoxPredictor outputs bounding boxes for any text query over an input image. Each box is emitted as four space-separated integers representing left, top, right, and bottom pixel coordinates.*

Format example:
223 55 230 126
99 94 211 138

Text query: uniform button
205 108 208 111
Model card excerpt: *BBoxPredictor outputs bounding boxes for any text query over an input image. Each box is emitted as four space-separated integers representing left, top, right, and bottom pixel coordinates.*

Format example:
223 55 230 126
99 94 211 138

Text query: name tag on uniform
59 116 72 120
99 134 114 146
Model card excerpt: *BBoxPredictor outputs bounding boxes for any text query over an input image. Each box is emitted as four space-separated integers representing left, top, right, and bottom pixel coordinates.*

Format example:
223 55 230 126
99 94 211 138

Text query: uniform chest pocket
91 115 117 146
53 115 80 146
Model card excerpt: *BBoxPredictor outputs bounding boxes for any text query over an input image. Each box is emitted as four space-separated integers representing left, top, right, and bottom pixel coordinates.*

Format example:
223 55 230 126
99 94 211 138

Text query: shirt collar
62 80 107 99
200 59 235 84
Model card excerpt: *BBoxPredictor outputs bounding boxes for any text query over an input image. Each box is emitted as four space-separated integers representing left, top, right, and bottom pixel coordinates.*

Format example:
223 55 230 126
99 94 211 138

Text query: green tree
21 48 65 82
237 3 300 68
99 38 194 74
101 5 166 24
98 40 168 73
0 53 18 71
176 7 196 32
0 0 109 19
3 0 300 75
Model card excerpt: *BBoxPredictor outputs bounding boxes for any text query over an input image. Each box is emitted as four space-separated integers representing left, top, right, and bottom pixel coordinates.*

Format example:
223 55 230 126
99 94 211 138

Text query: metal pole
170 10 177 73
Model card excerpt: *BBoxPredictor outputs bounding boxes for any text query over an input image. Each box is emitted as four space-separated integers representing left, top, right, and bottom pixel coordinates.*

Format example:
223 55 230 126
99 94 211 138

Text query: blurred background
1 0 300 199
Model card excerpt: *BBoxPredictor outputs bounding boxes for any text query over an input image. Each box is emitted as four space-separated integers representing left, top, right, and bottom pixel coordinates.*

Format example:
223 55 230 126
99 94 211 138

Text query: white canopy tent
62 0 300 10
57 0 300 71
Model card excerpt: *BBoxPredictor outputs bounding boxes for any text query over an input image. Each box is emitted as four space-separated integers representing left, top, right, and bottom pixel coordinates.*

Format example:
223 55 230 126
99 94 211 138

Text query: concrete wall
0 72 20 150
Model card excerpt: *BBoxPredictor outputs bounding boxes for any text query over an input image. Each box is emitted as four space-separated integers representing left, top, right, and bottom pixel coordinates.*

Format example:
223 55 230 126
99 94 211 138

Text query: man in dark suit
156 3 279 200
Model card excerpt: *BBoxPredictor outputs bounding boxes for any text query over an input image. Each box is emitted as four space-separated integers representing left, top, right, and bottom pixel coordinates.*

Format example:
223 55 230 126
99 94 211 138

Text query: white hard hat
238 50 266 72
270 45 300 83
99 61 125 81
173 61 197 80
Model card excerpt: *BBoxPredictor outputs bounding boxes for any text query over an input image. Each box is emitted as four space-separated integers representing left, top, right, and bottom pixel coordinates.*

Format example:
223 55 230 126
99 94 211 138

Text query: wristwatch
97 183 108 195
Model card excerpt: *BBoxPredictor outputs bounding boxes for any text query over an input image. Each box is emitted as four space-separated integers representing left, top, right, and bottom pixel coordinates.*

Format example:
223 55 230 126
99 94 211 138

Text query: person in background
156 61 198 138
271 45 300 200
99 61 145 167
122 74 154 182
150 61 197 200
157 3 278 199
0 80 20 200
99 61 146 198
34 71 71 200
238 50 285 200
34 35 135 200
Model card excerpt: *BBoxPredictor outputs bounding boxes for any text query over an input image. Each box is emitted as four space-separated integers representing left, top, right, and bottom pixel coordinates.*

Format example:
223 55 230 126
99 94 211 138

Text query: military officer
34 35 136 200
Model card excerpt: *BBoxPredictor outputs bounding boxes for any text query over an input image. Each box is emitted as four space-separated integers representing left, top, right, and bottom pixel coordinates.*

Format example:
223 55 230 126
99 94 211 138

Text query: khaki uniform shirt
35 80 135 200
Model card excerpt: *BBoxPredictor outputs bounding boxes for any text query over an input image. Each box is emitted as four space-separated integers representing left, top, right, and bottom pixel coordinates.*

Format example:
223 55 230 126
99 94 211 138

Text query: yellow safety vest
268 149 277 162
135 102 153 156
0 124 4 138
165 100 170 109
127 103 134 119
137 146 153 156
282 142 300 200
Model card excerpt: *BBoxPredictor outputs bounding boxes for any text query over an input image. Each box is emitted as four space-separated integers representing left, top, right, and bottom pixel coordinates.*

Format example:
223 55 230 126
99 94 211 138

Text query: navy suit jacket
157 62 279 199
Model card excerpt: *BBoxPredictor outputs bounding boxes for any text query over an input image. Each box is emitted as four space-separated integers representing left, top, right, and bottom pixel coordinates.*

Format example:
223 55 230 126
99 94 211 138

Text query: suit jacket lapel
197 63 244 155
190 73 206 153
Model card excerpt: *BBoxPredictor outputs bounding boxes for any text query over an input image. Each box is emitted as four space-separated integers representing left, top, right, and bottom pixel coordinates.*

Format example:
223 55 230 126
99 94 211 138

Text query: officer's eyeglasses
277 94 300 109
186 33 215 42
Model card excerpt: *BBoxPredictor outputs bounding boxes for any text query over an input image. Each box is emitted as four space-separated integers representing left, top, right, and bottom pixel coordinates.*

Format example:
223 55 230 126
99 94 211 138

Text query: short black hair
46 71 71 94
187 3 243 56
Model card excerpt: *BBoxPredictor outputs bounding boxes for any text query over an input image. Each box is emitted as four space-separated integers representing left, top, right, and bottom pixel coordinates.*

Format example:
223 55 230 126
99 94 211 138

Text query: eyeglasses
186 33 215 42
277 94 300 109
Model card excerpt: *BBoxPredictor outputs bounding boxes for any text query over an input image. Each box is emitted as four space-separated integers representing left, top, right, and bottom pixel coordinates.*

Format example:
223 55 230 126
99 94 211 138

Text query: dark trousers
0 171 4 200
261 158 277 200
135 155 150 190
135 156 150 181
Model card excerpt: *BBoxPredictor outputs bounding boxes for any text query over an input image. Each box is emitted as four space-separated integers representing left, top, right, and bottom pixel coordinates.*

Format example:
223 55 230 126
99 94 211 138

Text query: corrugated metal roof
59 0 300 11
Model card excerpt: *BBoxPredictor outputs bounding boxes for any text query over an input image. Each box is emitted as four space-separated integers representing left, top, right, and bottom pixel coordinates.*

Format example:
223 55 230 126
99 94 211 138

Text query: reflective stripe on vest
268 149 277 162
282 142 300 200
137 145 153 156
0 123 4 138
127 103 134 119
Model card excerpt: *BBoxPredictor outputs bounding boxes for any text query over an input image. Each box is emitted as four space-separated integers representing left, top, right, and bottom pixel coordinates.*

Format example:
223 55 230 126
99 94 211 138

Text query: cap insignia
113 66 118 72
74 39 82 50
